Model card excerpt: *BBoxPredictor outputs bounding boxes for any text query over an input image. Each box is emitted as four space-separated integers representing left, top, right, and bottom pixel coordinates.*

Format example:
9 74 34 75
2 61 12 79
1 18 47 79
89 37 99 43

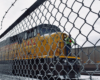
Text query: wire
21 8 28 11
1 0 18 27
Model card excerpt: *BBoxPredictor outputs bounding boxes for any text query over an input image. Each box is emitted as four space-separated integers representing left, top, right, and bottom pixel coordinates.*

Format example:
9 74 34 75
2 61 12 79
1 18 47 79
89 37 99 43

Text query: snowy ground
0 74 100 80
80 75 100 80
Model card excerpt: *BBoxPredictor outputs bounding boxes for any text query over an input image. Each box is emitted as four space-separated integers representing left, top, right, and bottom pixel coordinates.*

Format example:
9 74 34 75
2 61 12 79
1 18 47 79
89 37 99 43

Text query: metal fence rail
0 0 100 80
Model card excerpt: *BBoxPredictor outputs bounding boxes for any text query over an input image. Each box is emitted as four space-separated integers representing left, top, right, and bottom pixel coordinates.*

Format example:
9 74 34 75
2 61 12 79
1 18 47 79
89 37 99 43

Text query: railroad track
81 71 100 76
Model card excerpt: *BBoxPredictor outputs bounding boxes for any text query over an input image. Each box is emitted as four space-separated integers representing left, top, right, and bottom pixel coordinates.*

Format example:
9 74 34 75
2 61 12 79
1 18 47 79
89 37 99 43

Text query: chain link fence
0 0 100 80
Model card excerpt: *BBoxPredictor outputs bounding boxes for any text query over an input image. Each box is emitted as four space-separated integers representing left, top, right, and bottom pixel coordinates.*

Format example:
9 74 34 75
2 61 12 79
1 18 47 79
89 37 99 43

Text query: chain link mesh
0 0 100 80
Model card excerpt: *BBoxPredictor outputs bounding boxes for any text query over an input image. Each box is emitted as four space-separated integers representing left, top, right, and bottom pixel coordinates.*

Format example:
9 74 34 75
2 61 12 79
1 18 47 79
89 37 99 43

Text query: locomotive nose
63 34 67 41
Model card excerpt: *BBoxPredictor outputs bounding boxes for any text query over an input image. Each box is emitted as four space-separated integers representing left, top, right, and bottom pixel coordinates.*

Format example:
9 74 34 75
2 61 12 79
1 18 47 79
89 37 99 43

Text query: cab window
39 26 61 35
34 28 37 36
51 28 56 33
24 32 27 40
28 31 32 38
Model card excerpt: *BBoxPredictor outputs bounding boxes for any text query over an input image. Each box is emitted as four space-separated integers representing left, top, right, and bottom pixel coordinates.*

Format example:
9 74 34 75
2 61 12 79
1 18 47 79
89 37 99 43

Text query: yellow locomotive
0 24 80 79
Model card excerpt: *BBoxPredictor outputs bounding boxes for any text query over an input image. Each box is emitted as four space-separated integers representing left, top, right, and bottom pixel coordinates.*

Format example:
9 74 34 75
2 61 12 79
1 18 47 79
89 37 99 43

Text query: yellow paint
0 32 80 61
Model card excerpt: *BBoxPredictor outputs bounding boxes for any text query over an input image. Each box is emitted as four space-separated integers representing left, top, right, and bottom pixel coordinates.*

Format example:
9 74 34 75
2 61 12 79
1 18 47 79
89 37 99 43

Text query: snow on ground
0 74 39 80
79 75 100 80
0 74 100 80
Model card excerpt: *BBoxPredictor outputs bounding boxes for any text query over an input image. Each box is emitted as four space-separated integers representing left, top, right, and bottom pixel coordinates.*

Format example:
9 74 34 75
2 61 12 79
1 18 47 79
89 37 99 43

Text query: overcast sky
0 0 36 34
0 0 100 47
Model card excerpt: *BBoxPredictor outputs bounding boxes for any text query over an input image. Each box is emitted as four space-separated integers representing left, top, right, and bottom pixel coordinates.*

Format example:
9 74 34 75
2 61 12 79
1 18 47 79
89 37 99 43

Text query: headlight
64 34 67 38
63 58 67 63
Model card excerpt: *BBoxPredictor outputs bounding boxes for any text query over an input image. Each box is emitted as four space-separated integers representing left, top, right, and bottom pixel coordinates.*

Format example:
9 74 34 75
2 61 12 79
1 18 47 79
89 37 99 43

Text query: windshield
23 24 61 39
39 26 61 35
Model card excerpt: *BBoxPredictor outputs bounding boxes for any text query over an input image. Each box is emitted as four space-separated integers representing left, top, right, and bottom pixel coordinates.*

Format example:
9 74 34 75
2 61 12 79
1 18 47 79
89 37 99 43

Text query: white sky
0 0 36 34
0 0 100 47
